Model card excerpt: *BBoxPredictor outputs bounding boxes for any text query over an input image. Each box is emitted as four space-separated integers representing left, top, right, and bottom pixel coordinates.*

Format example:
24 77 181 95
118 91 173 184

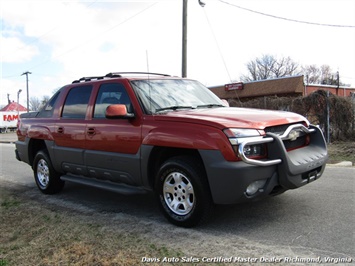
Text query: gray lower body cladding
200 127 327 205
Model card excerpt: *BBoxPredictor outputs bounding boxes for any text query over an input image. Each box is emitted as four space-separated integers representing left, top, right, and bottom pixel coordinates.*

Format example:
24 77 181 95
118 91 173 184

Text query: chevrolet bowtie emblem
288 130 300 141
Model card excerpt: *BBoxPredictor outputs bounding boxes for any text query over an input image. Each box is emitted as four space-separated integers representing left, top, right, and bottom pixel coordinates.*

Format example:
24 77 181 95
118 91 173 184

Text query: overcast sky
1 0 355 108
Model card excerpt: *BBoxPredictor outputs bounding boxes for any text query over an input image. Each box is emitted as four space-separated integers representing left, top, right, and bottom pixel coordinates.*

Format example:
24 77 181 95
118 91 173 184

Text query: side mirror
105 104 134 119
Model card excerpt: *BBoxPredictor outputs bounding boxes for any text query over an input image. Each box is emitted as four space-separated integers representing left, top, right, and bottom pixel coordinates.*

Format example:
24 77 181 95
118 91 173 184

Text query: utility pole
182 0 188 77
21 71 31 113
182 0 205 78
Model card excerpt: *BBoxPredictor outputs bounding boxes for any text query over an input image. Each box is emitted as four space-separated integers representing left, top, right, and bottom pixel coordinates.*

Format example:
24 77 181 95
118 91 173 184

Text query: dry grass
1 142 353 266
327 141 355 165
0 188 180 266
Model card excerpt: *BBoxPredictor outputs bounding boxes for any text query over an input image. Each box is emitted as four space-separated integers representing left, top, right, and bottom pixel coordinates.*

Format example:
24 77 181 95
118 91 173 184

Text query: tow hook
307 170 318 183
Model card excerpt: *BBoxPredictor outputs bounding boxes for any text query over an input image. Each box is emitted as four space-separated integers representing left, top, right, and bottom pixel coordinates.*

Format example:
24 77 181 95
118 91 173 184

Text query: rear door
53 85 93 175
85 81 142 185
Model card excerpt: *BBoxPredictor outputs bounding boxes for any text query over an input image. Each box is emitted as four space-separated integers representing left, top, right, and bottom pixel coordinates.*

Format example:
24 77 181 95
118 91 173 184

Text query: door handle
57 127 64 134
87 127 96 136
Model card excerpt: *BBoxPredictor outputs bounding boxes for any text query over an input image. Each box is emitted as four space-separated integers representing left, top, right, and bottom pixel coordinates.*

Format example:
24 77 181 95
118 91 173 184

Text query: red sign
3 114 19 122
225 82 243 91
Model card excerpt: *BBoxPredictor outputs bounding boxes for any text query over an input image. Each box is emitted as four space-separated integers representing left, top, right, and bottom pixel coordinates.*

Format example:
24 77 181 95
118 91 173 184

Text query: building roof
0 101 27 112
209 75 305 99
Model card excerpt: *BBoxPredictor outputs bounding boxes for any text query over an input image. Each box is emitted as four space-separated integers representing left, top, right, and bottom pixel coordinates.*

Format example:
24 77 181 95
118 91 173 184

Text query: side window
93 83 131 118
37 89 61 118
62 85 92 119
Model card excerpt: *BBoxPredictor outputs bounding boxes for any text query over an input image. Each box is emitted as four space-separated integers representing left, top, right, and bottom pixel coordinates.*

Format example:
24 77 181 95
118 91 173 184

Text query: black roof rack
105 72 171 78
72 72 172 84
72 76 106 84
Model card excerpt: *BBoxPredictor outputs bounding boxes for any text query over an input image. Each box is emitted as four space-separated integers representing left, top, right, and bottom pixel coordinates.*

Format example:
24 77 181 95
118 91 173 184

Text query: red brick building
209 75 355 101
305 84 354 97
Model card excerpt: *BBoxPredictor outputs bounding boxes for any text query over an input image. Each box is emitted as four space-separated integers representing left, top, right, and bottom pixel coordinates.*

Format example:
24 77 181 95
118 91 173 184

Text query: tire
33 150 64 194
155 156 212 227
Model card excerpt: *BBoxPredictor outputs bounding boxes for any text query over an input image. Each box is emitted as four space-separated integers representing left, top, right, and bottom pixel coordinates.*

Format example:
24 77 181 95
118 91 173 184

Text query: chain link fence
228 90 355 143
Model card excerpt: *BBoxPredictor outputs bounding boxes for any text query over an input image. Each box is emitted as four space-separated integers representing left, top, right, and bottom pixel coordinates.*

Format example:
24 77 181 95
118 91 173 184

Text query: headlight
224 128 266 159
224 128 260 139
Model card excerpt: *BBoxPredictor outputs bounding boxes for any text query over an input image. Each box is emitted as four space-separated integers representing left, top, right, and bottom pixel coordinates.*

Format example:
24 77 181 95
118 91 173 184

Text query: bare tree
29 97 41 111
29 96 51 111
41 95 50 106
273 56 299 77
241 54 300 82
303 64 343 86
303 64 321 84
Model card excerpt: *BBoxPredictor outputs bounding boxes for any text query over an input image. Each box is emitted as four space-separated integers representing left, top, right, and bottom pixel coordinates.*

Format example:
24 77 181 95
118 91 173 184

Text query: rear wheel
155 156 212 227
33 150 64 194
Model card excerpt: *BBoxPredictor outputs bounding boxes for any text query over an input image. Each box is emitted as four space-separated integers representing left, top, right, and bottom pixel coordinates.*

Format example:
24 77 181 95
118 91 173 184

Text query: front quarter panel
142 121 235 160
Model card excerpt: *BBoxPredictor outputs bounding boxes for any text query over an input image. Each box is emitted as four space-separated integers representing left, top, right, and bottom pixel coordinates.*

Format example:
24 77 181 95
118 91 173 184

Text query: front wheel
155 156 212 227
33 150 64 194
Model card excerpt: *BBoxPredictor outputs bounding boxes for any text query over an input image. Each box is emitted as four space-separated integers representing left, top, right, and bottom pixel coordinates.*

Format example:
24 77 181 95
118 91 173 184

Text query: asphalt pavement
0 132 17 143
1 142 354 260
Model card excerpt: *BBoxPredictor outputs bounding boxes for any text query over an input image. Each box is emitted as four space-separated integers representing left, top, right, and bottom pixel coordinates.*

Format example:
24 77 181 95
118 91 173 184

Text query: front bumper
200 124 328 204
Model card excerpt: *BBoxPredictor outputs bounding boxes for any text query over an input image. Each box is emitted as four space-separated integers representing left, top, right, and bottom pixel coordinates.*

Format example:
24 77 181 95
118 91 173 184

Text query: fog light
246 180 267 196
243 144 265 157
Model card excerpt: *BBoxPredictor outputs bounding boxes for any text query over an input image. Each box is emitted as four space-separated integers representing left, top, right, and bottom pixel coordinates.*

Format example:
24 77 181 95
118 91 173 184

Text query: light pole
21 71 31 113
17 89 22 116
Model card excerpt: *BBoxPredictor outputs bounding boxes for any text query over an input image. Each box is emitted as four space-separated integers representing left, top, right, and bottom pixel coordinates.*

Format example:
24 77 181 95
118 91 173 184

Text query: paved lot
1 142 354 262
0 132 17 143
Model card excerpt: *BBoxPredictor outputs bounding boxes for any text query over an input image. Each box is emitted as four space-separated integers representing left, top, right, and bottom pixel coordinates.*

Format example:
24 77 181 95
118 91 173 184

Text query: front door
85 82 142 185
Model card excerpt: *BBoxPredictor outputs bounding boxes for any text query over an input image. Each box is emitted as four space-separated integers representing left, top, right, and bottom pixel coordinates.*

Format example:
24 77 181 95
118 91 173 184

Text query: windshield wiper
196 104 225 108
155 106 195 113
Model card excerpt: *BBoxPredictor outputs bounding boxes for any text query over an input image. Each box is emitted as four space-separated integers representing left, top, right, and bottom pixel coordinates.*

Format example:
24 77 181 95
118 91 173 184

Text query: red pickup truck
15 72 328 227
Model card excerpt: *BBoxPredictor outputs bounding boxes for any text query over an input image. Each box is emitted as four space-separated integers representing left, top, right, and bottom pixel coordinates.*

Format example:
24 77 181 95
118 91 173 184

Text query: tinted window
62 85 92 119
94 83 131 118
37 89 61 118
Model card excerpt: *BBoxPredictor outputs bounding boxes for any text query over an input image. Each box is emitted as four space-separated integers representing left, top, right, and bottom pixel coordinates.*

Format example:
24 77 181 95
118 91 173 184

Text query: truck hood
154 107 308 130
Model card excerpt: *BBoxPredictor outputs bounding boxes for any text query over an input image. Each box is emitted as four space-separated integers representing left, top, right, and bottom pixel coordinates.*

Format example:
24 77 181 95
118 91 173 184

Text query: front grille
265 124 289 135
283 135 308 150
264 123 301 135
265 123 308 151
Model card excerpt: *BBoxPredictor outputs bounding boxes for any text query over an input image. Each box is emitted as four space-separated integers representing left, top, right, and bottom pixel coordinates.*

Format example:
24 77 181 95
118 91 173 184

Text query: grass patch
0 188 182 266
0 259 9 266
327 141 355 164
1 197 20 210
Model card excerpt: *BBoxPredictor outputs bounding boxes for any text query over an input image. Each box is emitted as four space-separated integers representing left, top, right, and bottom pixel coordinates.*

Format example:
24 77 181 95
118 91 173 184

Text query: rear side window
62 85 92 119
37 89 61 118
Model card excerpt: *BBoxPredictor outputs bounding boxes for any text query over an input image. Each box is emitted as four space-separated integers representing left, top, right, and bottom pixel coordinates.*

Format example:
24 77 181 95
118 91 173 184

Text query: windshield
130 79 224 114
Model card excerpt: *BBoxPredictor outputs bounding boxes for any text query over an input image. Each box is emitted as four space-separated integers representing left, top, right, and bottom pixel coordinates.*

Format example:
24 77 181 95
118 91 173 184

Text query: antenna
146 50 152 113
146 50 150 74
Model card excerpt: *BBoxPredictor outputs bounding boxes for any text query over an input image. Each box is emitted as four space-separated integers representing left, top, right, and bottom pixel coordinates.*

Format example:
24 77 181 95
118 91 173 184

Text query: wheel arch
146 146 208 189
27 138 48 167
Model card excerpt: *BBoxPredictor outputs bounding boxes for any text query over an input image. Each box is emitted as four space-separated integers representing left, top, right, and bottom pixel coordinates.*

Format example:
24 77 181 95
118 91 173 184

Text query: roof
71 72 173 84
209 75 305 99
0 101 27 112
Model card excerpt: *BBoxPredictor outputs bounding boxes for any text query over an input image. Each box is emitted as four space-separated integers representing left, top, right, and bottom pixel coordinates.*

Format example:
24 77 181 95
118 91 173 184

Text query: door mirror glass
105 104 134 119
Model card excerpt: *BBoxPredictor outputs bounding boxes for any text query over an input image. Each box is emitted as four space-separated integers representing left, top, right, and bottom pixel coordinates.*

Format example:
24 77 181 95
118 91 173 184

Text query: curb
0 140 16 144
326 161 354 167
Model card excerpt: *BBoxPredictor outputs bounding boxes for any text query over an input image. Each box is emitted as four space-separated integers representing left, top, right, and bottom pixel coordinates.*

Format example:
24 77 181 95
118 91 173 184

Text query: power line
201 7 232 81
218 0 355 28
